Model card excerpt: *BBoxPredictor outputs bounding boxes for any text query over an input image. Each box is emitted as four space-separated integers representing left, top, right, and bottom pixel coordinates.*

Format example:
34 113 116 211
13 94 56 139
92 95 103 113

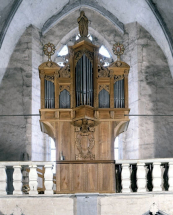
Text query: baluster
0 165 7 195
137 163 147 192
115 165 122 193
13 165 22 195
29 165 38 195
152 162 162 192
131 164 137 192
168 162 173 191
121 163 131 193
44 165 53 195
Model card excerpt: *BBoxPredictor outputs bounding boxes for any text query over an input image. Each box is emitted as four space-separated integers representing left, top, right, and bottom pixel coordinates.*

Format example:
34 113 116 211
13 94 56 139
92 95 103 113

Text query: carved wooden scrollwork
74 50 93 66
99 84 110 93
114 75 124 83
59 85 70 93
59 63 70 78
98 63 110 78
45 75 54 83
74 119 96 160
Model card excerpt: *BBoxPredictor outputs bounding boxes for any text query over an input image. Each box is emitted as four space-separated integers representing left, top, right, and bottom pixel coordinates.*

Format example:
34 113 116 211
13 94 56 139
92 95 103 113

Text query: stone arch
42 1 124 35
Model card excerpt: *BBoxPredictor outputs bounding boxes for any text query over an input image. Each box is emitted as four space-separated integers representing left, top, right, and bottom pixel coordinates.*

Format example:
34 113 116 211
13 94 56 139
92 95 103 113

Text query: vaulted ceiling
0 0 173 80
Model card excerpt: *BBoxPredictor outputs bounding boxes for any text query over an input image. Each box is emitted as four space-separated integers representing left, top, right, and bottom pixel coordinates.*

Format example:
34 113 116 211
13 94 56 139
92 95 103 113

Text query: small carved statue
77 11 88 37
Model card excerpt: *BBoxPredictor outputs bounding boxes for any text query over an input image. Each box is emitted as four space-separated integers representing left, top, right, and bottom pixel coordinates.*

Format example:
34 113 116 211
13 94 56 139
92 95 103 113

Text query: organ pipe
44 79 55 108
75 54 93 107
114 79 125 108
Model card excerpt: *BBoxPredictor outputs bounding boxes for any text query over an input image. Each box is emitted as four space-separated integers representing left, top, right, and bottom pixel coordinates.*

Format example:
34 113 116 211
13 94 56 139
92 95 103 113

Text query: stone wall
0 193 172 215
119 23 173 159
119 22 140 159
31 26 50 161
0 25 50 161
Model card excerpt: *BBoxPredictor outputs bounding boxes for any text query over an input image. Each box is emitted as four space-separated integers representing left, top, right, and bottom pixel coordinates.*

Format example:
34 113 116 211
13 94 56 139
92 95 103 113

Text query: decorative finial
112 43 125 66
77 11 88 37
43 42 56 62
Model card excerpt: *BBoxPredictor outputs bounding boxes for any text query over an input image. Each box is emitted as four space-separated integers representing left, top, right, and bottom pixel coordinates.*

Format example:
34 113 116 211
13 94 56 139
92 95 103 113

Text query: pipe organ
38 11 130 193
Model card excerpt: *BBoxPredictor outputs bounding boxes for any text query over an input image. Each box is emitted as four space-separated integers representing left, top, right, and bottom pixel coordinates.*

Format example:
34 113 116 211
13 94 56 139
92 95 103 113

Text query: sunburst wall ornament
112 43 125 66
112 43 125 56
43 42 56 61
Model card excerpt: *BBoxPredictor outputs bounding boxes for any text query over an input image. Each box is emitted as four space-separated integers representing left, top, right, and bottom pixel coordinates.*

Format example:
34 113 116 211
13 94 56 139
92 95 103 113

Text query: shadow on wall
0 25 33 161
138 24 173 158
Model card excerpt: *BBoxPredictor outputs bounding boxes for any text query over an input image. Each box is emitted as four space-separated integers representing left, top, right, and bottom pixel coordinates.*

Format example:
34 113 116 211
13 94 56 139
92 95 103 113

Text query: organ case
38 11 130 193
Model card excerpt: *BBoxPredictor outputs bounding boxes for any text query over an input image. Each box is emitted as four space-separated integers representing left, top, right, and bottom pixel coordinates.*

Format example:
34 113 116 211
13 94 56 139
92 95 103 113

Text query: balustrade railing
0 162 54 195
1 159 173 195
116 159 173 193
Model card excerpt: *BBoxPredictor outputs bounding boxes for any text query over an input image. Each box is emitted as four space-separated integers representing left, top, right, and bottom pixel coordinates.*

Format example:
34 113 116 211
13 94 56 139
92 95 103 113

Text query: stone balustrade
0 162 54 195
116 158 173 193
1 159 173 195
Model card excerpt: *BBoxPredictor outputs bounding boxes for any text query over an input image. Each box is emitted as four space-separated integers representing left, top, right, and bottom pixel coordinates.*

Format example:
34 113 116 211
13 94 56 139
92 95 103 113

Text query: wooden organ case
38 11 130 193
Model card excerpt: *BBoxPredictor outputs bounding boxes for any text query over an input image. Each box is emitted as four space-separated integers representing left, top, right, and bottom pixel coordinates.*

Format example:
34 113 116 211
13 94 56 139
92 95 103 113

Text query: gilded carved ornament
98 62 110 78
59 85 70 93
43 42 56 62
45 75 54 83
75 50 93 66
99 84 110 93
59 62 70 78
77 11 88 37
74 119 96 160
112 43 125 67
114 74 124 83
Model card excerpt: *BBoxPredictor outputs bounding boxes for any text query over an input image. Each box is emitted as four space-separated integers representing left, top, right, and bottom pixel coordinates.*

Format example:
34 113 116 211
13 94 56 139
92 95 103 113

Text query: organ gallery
38 11 130 193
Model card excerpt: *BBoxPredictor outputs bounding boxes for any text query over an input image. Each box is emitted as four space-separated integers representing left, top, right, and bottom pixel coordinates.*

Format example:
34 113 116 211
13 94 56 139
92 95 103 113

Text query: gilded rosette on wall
112 43 125 67
43 42 56 62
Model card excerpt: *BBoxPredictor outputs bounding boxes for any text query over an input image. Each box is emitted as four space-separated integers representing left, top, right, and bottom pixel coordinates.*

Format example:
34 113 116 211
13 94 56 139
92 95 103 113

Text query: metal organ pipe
44 79 55 109
114 79 125 108
75 54 93 107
